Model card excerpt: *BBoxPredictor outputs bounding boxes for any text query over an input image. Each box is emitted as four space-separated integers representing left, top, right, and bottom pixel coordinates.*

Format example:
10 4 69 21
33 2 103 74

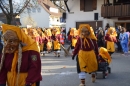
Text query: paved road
40 50 130 86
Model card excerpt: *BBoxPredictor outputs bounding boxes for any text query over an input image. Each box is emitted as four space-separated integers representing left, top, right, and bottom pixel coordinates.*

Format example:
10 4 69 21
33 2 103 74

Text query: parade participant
42 29 50 56
119 27 129 55
105 27 117 56
72 24 98 86
69 28 79 53
104 23 110 48
67 28 71 43
0 24 42 86
99 47 111 65
22 28 28 35
60 29 65 45
98 47 111 77
36 28 45 52
46 28 52 53
27 28 40 52
51 28 61 57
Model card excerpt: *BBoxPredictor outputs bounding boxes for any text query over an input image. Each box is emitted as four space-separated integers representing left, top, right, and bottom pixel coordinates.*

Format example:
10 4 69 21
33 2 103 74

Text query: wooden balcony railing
101 4 130 18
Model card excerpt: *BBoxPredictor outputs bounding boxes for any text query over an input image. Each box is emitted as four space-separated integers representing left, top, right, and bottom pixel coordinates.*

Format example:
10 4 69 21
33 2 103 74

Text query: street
0 0 130 86
40 49 130 86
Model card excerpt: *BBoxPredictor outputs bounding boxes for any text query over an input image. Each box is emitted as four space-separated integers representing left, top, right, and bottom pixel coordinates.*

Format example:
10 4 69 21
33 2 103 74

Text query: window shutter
80 0 85 11
84 0 93 11
93 0 97 10
80 0 97 12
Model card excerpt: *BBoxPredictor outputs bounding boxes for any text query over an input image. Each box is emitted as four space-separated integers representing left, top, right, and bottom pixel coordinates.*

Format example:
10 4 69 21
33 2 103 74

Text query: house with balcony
20 0 62 28
101 0 130 31
64 0 130 32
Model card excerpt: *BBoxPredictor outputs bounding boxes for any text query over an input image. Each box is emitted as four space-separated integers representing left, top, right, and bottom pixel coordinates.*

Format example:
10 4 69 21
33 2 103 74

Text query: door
126 23 130 32
115 22 130 32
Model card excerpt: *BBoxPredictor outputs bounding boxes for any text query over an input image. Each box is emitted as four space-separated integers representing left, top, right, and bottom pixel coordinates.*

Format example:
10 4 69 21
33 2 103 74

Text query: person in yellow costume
46 29 52 53
26 28 41 52
69 28 79 53
45 29 52 52
98 47 111 77
105 27 117 56
72 24 98 86
36 28 45 52
99 47 112 64
0 24 42 86
42 29 52 56
22 28 28 35
51 28 61 57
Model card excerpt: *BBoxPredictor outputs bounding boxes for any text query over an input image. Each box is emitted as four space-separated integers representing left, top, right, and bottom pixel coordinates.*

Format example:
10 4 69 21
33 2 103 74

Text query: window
37 8 41 13
32 8 36 13
27 8 31 13
80 0 97 11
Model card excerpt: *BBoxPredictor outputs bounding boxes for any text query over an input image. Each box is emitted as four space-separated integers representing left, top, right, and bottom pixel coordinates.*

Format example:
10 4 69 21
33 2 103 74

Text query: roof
38 0 62 17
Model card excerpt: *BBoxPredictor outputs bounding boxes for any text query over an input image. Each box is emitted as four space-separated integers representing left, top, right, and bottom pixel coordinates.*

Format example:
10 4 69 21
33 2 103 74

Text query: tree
0 0 31 24
51 0 66 12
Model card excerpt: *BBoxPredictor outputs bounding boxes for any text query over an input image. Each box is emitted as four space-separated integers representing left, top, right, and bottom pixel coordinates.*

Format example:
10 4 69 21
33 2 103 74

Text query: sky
13 0 20 3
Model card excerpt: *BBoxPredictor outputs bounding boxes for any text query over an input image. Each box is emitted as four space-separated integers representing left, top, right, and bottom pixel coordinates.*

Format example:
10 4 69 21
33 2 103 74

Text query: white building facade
66 0 130 32
20 0 62 28
20 5 50 28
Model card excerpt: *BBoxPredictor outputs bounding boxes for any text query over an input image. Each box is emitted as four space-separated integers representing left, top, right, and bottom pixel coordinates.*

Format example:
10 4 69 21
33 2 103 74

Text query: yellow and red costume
51 28 61 51
51 28 61 57
22 28 28 35
42 29 52 54
105 27 117 56
37 28 45 52
0 24 42 86
69 28 79 51
73 24 98 73
99 47 111 64
46 29 52 51
27 28 41 52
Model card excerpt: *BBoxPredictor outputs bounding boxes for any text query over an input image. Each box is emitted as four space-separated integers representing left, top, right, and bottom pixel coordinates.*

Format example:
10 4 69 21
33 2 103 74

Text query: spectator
97 27 105 47
105 23 110 36
116 26 122 52
119 27 129 55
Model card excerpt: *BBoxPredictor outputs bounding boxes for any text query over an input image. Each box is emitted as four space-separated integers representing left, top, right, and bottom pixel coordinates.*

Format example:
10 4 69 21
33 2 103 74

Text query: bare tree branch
0 3 7 16
14 0 31 16
0 0 9 16
9 0 13 14
0 0 34 24
1 1 10 12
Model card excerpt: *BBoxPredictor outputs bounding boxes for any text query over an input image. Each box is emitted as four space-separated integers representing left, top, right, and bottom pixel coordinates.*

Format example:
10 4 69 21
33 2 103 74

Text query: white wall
20 5 50 28
0 10 2 13
66 0 103 32
66 0 130 33
49 16 60 27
